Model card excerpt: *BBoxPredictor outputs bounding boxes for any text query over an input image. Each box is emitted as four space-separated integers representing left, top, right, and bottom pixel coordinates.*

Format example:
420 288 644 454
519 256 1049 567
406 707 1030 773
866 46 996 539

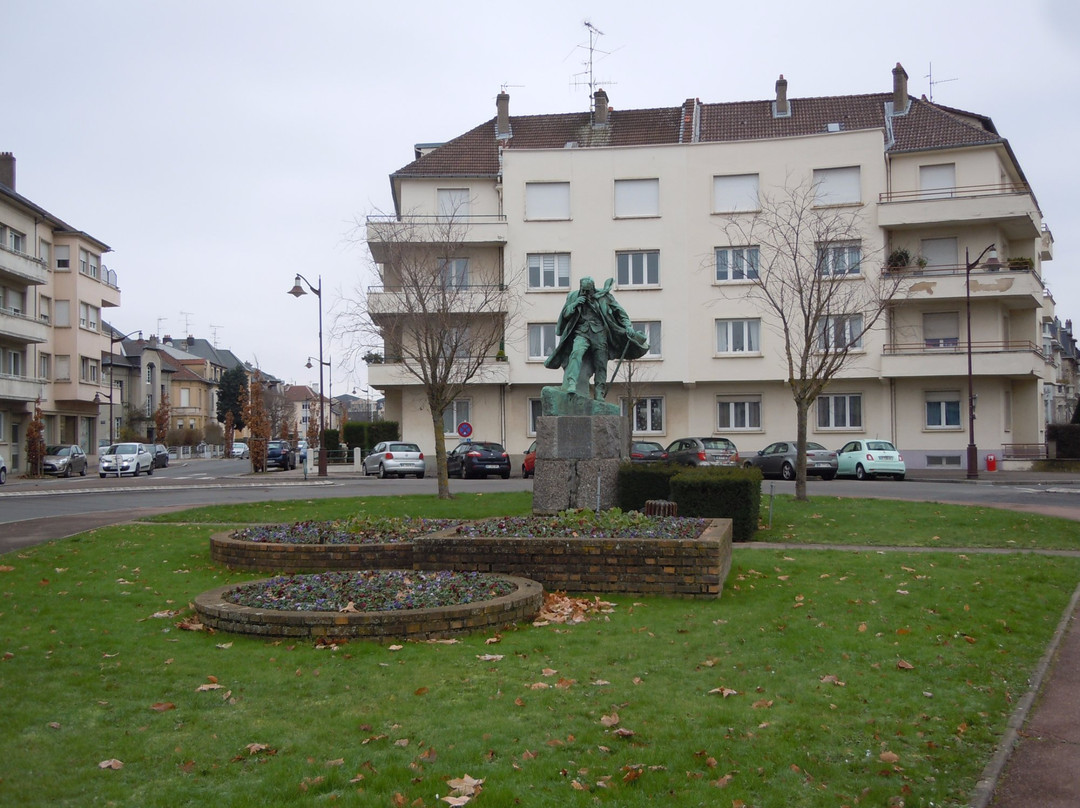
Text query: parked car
266 439 295 471
665 437 740 467
362 441 426 479
153 444 170 469
630 440 668 463
99 442 155 477
521 440 537 478
296 440 309 463
0 452 7 484
447 441 511 479
743 440 838 480
836 439 906 481
230 442 250 459
43 444 88 477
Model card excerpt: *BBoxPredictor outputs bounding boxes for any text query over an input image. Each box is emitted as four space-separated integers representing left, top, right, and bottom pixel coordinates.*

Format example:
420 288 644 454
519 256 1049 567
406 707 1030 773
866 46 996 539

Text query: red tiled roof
392 93 1003 179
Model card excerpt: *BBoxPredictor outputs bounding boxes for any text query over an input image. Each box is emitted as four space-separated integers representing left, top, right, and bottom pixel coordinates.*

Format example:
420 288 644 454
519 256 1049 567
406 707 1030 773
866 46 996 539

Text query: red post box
986 454 997 472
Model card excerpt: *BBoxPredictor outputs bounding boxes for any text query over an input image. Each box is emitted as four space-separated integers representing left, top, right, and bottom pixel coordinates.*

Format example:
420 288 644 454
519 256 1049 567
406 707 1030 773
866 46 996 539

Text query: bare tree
340 207 514 499
717 180 904 501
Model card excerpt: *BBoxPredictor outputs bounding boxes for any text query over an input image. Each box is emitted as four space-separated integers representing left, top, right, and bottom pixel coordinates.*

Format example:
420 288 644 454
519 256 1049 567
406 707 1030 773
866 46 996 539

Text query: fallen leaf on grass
612 727 636 738
150 609 180 619
176 618 204 631
151 702 176 712
897 659 915 670
708 687 739 698
600 712 620 727
820 674 846 686
388 645 404 652
196 683 223 692
476 654 503 662
533 592 616 625
880 750 900 763
752 699 773 709
48 722 61 730
485 635 501 645
215 642 233 650
299 775 325 792
445 774 484 794
325 758 344 767
0 565 15 572
97 759 123 769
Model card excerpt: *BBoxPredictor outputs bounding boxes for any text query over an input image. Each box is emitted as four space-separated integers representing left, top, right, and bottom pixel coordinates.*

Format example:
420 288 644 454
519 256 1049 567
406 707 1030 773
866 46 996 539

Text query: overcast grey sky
5 0 1078 394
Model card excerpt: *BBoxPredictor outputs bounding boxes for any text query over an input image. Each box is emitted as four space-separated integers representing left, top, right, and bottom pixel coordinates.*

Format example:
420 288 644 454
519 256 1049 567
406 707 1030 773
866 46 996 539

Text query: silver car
99 442 155 477
0 452 7 484
362 441 426 479
665 437 740 467
743 441 837 480
43 444 89 477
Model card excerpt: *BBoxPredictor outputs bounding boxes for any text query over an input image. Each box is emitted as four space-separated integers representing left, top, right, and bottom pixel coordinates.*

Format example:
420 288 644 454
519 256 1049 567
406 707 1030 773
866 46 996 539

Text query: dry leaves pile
532 592 616 626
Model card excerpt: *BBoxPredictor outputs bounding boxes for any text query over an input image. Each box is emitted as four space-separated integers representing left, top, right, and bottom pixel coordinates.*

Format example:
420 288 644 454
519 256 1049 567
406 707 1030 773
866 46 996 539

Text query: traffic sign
457 421 473 438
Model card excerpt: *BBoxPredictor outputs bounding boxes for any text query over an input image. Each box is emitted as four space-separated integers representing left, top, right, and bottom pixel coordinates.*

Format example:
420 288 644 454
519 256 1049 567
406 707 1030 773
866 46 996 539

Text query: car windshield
470 442 505 452
700 438 735 450
112 444 138 454
633 442 662 452
806 442 827 451
867 441 897 451
390 444 420 453
46 446 70 456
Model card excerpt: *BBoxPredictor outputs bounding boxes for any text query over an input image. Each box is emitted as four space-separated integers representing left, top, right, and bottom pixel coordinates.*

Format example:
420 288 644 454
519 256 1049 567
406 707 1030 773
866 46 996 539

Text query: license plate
486 464 501 469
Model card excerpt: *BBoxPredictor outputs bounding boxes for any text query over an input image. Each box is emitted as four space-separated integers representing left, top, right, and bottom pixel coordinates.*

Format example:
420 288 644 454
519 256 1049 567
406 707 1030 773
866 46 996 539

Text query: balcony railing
877 183 1041 239
883 340 1046 357
878 182 1029 203
0 307 49 343
0 244 48 285
365 214 508 262
367 283 509 316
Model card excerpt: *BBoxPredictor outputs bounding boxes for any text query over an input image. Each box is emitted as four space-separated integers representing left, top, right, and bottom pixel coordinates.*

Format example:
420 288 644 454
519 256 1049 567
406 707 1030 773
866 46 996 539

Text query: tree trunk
795 398 810 502
430 409 451 499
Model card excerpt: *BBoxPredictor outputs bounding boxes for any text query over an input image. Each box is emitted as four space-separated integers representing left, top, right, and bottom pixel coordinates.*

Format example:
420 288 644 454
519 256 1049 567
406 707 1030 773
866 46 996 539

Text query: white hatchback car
362 441 426 479
99 442 155 477
836 439 905 481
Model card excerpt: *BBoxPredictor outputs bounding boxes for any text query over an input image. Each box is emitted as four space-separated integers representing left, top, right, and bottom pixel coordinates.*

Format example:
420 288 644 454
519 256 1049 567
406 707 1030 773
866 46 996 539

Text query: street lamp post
964 244 999 480
288 274 327 477
102 327 142 445
306 354 332 433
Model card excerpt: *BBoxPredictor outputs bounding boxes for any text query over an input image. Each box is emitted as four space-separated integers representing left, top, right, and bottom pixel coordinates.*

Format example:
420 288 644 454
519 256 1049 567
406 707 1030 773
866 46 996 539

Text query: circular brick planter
194 572 543 641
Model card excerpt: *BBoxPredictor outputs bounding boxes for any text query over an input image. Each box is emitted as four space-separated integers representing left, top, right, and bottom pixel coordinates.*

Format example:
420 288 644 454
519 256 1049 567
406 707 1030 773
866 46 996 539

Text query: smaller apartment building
366 66 1060 471
1 154 118 472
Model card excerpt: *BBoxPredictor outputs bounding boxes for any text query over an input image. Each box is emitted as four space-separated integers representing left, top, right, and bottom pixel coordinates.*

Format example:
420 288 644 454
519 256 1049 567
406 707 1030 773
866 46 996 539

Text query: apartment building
365 65 1058 471
1 153 118 473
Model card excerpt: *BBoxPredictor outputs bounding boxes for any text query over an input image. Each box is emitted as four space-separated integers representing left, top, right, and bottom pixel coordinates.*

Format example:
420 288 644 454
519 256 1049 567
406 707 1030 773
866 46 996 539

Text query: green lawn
1 494 1077 807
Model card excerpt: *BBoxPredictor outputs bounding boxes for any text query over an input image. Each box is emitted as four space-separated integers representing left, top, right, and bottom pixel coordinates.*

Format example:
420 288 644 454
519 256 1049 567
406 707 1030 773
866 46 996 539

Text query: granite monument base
532 414 627 514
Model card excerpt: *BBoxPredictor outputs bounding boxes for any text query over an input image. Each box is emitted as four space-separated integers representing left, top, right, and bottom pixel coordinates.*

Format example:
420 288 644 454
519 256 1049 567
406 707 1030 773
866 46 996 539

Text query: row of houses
365 64 1079 470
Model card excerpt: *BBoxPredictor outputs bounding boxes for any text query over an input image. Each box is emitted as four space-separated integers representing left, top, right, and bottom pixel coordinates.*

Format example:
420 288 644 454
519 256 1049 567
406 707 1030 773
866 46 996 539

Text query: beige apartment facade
367 66 1056 471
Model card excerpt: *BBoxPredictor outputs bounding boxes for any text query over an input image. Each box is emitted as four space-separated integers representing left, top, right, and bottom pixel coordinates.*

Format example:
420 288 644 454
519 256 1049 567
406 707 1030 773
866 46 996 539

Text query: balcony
881 341 1048 379
0 245 48 285
368 357 511 388
878 184 1042 241
367 284 509 319
888 264 1045 308
0 308 48 343
0 372 42 403
366 214 507 263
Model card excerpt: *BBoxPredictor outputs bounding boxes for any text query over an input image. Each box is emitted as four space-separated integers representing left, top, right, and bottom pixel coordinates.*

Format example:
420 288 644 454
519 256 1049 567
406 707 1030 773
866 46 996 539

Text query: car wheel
416 472 424 479
855 464 867 481
819 472 836 481
781 462 795 481
0 468 6 484
62 465 71 478
133 464 140 477
378 463 388 479
99 472 106 478
457 464 466 479
80 465 87 476
147 464 154 476
895 474 905 481
501 471 510 480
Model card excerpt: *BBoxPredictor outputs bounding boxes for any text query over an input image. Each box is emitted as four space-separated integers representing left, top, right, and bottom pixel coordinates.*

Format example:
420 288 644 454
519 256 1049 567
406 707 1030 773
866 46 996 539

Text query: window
631 321 662 357
146 394 154 416
527 324 558 360
8 227 26 254
614 178 659 218
923 311 959 348
39 296 51 324
56 355 71 381
4 348 24 376
80 356 100 383
525 182 570 220
926 391 961 428
146 364 154 384
436 188 470 219
616 251 659 287
437 258 469 288
713 174 759 212
79 249 89 276
817 393 862 429
717 396 761 430
716 319 760 353
920 237 958 269
817 314 864 351
39 239 51 267
2 287 24 314
818 243 862 275
180 388 190 407
715 246 760 282
527 253 570 289
55 300 71 327
623 396 664 433
527 398 542 435
55 245 70 270
89 253 99 279
919 163 956 199
79 302 100 331
39 353 51 380
441 399 470 435
813 166 861 205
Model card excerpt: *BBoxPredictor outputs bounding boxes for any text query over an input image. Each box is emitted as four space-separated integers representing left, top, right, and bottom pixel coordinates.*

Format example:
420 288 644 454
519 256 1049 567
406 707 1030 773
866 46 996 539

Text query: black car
266 440 295 471
629 440 668 463
447 441 511 479
153 444 170 469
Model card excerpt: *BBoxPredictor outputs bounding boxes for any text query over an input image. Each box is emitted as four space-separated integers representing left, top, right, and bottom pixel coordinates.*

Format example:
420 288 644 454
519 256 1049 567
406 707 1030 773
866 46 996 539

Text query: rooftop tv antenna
209 324 223 346
156 316 167 336
179 310 194 333
925 62 958 102
571 20 615 113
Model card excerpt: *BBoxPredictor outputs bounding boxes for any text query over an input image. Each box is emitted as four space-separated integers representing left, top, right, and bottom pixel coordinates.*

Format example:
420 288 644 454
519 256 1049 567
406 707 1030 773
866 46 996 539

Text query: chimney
0 152 14 189
892 63 909 113
593 89 609 125
496 91 511 139
774 75 789 118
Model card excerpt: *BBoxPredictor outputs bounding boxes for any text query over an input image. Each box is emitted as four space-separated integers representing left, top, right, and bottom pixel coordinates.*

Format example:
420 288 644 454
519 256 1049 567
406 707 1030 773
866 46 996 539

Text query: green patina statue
542 277 649 414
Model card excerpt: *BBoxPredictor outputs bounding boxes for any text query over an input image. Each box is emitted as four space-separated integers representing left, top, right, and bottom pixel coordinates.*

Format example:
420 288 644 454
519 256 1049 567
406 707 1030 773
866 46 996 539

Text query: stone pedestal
532 414 627 514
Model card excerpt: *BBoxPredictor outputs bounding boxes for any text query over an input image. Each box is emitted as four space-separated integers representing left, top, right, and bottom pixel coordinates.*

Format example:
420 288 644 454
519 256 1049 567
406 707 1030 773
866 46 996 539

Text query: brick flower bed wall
194 574 542 641
210 519 732 599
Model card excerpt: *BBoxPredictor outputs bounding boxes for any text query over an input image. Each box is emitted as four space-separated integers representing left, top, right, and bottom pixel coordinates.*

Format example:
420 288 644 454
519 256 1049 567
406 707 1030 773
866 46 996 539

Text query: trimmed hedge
343 421 401 453
616 463 762 542
1047 424 1080 459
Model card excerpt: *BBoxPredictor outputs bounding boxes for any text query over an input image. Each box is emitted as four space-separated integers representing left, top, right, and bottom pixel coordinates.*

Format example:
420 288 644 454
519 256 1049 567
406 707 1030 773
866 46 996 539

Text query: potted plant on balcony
885 248 911 270
1006 256 1034 270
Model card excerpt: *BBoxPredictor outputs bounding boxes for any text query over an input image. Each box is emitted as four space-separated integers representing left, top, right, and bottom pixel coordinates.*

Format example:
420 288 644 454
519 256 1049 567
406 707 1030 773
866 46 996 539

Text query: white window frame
436 188 470 220
78 302 100 331
631 321 662 357
818 242 862 276
56 355 71 381
525 182 571 221
920 237 958 269
715 246 760 282
39 352 51 380
55 245 70 270
527 323 558 361
442 399 471 436
817 393 863 429
919 163 956 199
622 396 665 434
437 258 469 289
813 166 861 205
80 356 100 383
616 250 660 288
923 311 959 348
925 390 962 429
8 227 26 254
717 396 762 431
614 178 659 218
818 314 864 351
527 253 571 290
713 174 759 213
527 398 543 436
55 300 70 327
715 318 761 354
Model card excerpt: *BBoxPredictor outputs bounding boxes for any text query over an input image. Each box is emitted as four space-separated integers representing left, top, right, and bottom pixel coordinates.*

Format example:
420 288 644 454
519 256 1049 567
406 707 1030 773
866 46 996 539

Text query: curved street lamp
964 244 999 479
99 327 143 445
288 274 327 477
